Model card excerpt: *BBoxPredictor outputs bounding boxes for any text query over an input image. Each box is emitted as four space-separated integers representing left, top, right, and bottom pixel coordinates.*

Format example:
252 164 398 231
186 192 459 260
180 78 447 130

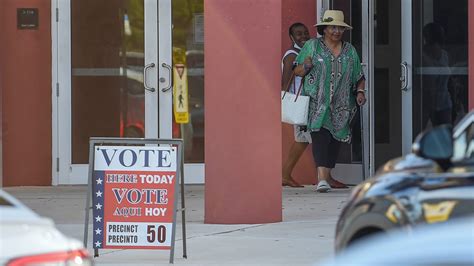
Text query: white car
320 217 474 266
0 189 92 266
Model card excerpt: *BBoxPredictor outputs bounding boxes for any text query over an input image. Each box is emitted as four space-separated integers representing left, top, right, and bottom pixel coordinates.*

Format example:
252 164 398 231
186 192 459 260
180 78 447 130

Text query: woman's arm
294 57 313 77
294 39 314 77
282 53 296 90
356 78 366 106
349 45 366 106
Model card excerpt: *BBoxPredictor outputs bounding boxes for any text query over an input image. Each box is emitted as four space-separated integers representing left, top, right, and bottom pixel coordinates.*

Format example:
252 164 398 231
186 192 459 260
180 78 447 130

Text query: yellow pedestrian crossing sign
173 64 189 123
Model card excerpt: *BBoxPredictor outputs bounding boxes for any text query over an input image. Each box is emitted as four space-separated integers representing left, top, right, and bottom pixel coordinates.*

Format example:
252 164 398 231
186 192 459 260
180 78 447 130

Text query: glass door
369 0 469 173
322 0 369 184
410 0 469 141
54 0 172 184
320 0 469 177
371 0 404 171
327 0 404 178
365 0 419 173
171 0 205 183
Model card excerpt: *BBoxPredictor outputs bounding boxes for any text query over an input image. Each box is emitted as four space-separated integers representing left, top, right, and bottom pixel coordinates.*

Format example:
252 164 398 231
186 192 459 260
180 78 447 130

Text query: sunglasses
327 25 346 32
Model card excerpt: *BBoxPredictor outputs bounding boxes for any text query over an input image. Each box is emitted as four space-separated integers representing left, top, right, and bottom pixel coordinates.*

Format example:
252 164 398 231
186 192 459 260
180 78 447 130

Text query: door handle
400 62 408 91
143 63 156 92
161 63 172 92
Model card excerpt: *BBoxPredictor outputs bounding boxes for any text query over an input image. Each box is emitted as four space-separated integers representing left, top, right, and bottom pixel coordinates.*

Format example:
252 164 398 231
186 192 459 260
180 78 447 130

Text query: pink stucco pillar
469 0 474 110
204 0 282 223
1 0 52 186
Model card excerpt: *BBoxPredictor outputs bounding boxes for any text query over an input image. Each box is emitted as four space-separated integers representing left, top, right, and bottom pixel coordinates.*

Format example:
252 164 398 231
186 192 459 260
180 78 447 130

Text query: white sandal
316 180 331 193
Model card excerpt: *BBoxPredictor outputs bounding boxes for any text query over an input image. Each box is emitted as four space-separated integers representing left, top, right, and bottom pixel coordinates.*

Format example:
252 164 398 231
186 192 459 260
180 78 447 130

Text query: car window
0 196 14 206
453 123 474 161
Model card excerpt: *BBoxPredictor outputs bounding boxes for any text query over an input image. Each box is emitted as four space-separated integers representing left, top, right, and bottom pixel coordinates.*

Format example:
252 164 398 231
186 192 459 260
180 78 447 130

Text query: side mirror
412 124 453 161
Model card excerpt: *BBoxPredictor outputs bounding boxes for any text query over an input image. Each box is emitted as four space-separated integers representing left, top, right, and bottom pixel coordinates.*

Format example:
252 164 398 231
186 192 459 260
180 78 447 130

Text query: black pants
311 128 341 168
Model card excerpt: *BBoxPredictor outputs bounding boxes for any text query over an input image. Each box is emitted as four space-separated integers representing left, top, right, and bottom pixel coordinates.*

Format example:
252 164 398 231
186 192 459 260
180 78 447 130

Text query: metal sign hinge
56 157 60 172
56 83 59 97
56 8 59 22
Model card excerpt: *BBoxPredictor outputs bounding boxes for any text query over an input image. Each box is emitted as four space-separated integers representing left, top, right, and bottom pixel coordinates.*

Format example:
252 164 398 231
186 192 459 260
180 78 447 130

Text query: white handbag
281 73 309 126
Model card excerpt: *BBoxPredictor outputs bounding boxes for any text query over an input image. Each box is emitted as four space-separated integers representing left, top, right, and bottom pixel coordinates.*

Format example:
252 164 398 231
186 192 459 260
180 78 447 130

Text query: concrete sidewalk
5 185 350 265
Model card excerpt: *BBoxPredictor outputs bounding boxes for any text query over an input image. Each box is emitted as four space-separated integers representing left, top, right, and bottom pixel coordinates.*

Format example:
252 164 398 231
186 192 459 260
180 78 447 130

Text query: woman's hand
294 56 313 77
356 91 366 106
303 56 312 66
303 57 313 72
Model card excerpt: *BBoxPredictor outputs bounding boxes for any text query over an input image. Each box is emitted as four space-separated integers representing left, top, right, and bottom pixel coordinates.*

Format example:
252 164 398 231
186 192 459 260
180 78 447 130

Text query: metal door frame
401 0 413 155
362 0 374 177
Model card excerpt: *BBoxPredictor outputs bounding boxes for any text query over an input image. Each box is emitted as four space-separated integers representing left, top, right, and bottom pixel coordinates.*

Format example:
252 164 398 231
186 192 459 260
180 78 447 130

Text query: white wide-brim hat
315 10 352 29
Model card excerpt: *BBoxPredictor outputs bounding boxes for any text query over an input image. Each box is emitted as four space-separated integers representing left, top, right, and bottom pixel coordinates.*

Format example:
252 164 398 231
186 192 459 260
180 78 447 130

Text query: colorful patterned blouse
296 38 364 143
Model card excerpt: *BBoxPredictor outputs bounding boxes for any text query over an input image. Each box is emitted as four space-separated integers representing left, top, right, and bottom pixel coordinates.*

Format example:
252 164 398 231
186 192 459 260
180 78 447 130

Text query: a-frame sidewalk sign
83 137 187 264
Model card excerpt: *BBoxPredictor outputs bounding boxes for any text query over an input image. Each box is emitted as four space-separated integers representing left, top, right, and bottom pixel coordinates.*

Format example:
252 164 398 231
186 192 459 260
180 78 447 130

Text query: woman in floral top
294 10 366 192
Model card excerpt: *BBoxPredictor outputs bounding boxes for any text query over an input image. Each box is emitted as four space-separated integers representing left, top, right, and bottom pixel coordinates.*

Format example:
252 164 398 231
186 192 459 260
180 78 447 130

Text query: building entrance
325 0 469 177
53 0 205 184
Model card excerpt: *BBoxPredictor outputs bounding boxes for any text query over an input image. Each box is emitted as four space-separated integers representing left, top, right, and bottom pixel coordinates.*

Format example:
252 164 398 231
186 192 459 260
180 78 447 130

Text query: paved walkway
5 185 351 265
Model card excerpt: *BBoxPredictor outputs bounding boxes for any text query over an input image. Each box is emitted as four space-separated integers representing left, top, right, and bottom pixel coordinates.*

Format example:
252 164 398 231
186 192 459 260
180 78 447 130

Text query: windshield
0 196 14 206
452 122 474 162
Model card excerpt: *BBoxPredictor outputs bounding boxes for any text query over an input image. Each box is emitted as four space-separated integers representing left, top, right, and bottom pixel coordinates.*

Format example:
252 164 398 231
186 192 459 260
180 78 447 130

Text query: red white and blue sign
92 146 177 250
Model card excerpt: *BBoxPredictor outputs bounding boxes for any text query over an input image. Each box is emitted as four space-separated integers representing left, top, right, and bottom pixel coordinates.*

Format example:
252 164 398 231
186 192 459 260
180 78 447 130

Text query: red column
1 0 52 186
0 3 3 184
469 0 474 110
204 0 282 223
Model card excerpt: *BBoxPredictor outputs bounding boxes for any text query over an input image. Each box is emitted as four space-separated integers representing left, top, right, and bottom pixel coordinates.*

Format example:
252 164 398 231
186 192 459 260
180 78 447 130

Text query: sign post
83 138 187 264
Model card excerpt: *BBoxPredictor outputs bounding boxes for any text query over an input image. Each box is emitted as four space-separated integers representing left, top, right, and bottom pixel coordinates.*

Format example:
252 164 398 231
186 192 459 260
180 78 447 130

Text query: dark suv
335 110 474 251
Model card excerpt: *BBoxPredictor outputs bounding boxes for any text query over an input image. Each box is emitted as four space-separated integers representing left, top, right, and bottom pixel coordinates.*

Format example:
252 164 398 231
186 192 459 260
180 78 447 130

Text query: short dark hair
317 25 326 36
289 22 306 37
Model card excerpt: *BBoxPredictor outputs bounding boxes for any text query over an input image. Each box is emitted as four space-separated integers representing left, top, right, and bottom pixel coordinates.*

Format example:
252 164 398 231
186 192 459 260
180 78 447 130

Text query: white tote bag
281 74 309 126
